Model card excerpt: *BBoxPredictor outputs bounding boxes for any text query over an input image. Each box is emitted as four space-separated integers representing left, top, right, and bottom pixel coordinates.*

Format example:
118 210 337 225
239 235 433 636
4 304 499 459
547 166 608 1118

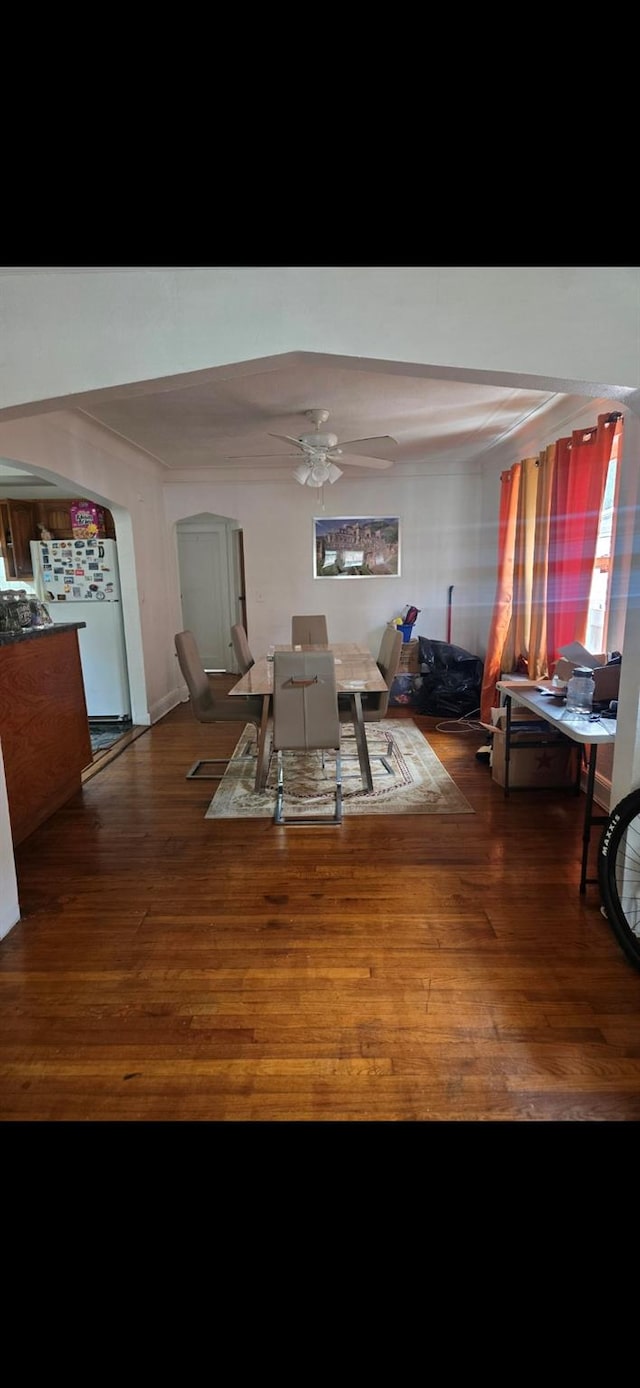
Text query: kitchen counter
0 623 92 844
0 620 86 646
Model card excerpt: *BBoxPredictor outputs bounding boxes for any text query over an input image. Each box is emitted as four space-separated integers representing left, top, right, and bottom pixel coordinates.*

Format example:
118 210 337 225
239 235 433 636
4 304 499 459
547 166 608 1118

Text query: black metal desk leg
580 743 598 895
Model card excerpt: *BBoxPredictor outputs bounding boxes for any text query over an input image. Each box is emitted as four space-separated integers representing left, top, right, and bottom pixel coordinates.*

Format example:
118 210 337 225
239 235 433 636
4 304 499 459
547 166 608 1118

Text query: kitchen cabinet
33 500 116 540
0 500 39 580
0 500 116 580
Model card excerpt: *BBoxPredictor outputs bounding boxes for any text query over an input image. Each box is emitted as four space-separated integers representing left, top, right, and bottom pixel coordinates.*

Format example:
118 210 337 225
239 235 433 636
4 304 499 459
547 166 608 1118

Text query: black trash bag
416 637 484 717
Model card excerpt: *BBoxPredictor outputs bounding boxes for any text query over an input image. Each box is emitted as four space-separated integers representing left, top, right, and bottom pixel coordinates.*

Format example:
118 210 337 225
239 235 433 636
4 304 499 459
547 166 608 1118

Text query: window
585 424 621 655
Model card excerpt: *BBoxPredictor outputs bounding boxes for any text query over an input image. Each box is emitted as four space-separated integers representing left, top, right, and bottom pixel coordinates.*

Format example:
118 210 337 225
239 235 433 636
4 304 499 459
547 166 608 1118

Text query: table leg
351 691 374 793
254 694 271 793
579 743 598 895
504 694 512 797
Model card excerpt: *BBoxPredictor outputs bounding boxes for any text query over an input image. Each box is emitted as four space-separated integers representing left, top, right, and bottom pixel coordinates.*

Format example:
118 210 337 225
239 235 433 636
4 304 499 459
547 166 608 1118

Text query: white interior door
177 525 232 670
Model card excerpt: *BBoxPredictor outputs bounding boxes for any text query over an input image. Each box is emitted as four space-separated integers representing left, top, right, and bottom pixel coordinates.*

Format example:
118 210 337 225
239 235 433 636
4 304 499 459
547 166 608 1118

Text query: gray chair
291 615 329 646
339 625 403 772
230 623 254 675
175 629 264 780
272 650 342 825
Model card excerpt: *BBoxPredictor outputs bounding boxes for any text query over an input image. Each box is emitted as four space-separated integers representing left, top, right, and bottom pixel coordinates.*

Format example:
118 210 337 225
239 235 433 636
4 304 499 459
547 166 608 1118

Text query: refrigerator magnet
96 590 105 600
75 569 85 576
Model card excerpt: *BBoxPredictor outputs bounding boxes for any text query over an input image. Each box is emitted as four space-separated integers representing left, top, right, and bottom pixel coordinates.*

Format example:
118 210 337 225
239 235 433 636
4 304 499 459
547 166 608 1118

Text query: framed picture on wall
313 516 401 578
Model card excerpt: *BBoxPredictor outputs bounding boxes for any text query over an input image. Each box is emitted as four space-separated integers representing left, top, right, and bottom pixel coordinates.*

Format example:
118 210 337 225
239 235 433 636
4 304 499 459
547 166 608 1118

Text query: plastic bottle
566 666 595 717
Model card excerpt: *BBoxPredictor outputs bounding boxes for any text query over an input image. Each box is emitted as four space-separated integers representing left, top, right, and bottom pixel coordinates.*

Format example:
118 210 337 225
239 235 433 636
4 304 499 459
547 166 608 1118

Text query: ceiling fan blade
338 434 398 450
225 451 302 459
267 432 305 448
337 453 394 470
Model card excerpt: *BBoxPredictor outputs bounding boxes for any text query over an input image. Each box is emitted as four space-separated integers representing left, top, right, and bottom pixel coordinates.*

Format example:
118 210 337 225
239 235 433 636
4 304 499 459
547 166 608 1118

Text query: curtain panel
481 413 619 723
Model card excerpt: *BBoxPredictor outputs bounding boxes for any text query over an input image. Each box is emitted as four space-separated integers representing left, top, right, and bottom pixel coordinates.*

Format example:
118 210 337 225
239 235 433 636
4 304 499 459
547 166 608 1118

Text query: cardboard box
398 639 419 674
554 642 621 702
491 726 578 789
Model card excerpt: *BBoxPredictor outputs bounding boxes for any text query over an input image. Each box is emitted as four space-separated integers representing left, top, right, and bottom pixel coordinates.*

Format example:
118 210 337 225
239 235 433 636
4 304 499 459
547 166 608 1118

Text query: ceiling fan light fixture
293 462 311 485
310 460 331 486
326 463 342 483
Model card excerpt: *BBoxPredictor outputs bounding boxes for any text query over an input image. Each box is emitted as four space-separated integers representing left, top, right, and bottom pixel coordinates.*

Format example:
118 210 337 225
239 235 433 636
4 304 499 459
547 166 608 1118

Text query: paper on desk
558 641 606 670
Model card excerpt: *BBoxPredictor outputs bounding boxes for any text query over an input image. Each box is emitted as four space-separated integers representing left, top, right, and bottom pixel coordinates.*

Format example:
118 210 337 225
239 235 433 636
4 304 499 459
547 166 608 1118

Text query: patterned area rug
205 721 473 819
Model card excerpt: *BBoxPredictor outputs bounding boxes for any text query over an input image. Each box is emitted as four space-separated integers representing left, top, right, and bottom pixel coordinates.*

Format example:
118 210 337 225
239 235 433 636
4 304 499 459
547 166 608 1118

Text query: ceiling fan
229 409 397 488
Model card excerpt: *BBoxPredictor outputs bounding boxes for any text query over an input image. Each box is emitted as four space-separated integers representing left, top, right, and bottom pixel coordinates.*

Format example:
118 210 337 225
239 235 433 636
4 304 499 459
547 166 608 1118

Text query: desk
229 643 388 794
496 680 617 894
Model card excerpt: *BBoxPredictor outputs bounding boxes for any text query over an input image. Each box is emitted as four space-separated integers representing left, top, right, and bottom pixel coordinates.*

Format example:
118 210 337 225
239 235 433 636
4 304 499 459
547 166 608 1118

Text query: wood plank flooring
2 683 640 1122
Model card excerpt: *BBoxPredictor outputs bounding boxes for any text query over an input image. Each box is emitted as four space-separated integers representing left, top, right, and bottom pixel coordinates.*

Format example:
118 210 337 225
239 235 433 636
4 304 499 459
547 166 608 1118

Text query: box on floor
491 722 579 789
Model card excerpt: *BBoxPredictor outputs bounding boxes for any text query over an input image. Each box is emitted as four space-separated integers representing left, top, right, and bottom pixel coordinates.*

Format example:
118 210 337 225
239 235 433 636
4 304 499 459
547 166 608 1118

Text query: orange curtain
480 465 521 723
507 457 539 674
481 413 620 718
528 441 555 679
545 414 616 664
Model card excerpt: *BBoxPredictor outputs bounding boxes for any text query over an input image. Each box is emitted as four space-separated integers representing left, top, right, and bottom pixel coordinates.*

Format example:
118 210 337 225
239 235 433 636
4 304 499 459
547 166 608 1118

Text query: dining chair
339 625 403 772
230 623 254 675
291 614 329 646
272 650 342 825
174 630 264 779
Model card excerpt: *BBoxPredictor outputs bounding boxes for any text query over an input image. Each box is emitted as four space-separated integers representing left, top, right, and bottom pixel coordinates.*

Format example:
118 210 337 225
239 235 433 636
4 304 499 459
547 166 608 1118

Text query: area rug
205 721 473 818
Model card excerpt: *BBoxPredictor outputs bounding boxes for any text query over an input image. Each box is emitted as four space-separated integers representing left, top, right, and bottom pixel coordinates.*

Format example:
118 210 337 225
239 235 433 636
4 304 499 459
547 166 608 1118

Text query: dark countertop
0 622 87 647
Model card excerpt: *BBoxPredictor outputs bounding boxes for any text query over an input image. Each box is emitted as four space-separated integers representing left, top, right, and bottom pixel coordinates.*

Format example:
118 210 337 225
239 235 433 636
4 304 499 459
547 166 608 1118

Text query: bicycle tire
598 788 640 971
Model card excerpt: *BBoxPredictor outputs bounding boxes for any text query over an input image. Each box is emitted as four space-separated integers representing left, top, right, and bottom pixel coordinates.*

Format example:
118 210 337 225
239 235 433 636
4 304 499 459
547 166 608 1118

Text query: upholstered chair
291 615 329 646
272 650 342 825
339 626 403 769
230 623 254 675
175 630 264 779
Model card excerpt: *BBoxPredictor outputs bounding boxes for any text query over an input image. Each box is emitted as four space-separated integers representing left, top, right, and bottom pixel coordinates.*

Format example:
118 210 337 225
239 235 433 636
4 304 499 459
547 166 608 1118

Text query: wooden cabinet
0 500 39 580
33 500 116 540
0 499 116 580
0 625 92 845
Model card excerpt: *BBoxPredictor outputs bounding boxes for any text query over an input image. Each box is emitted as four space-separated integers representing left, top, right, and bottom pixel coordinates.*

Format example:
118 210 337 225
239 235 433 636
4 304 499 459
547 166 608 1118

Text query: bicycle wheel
598 788 640 970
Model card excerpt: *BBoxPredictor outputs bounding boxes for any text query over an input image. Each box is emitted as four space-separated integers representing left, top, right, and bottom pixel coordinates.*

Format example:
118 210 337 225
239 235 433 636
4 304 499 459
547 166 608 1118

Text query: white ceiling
0 354 582 497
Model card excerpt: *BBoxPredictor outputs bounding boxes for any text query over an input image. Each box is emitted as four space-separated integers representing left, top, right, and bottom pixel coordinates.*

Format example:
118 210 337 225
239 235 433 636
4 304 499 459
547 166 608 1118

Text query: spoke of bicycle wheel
615 818 640 937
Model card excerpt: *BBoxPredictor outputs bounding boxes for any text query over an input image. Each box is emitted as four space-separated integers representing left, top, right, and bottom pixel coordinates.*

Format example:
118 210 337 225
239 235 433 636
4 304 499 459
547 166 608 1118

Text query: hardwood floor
3 684 640 1122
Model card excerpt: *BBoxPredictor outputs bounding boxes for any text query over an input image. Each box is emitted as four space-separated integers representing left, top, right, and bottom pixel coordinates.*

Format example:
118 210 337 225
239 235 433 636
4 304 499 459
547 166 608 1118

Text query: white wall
1 267 638 410
164 465 484 660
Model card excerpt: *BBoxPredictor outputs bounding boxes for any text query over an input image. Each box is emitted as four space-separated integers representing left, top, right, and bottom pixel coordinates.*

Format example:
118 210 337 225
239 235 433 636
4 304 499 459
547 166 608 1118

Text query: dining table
228 642 389 794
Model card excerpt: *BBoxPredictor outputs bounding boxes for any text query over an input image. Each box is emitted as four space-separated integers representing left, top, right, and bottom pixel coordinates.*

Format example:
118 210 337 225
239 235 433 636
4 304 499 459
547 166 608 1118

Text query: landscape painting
313 516 401 578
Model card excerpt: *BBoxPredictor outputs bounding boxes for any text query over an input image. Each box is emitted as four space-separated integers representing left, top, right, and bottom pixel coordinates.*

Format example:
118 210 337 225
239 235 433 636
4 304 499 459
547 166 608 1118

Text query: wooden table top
229 642 388 696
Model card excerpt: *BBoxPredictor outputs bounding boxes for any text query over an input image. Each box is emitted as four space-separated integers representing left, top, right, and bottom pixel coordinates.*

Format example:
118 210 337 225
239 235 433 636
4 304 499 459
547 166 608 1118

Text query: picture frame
313 516 401 578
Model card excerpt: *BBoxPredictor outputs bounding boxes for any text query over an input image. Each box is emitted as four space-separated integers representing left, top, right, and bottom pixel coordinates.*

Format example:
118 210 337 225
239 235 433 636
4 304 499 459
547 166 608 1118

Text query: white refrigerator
30 537 131 719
